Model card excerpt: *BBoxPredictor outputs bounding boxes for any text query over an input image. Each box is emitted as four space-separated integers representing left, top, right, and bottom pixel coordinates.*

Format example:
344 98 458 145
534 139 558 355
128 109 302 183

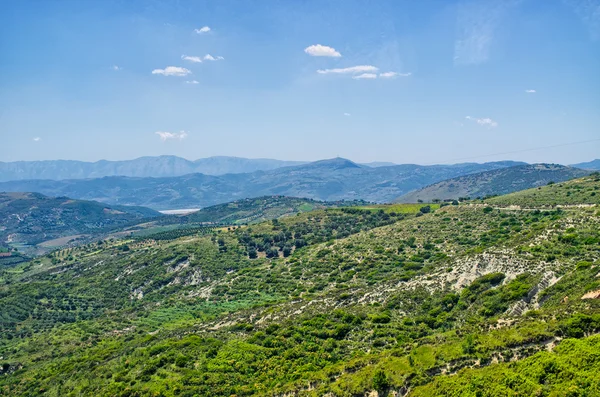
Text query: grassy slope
0 178 599 396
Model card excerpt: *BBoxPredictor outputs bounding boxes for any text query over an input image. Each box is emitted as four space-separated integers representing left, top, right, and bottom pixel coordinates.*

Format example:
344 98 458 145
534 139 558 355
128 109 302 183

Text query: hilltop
0 176 598 396
396 163 588 203
0 159 524 209
0 192 160 254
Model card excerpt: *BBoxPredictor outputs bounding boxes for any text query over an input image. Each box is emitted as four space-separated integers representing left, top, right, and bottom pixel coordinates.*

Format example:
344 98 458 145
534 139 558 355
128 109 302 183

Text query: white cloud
203 54 224 61
151 66 191 76
112 65 121 71
378 72 412 78
195 26 211 34
181 55 202 63
33 137 41 142
344 112 351 116
352 73 378 80
525 89 536 93
185 80 199 84
465 116 498 128
304 44 342 57
155 131 189 141
317 65 378 74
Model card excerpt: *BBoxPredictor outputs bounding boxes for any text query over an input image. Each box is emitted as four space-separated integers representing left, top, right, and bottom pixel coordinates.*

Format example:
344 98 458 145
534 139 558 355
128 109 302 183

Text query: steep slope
0 159 525 209
0 177 598 396
0 156 306 181
396 163 589 203
0 192 161 252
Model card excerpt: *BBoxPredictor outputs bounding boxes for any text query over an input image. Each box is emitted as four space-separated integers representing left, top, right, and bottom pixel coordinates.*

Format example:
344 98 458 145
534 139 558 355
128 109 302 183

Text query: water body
159 209 200 215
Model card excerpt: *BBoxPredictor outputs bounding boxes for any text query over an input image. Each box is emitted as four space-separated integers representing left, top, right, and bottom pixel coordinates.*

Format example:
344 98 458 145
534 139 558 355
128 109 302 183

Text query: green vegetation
182 196 367 225
0 192 160 255
486 173 600 207
0 177 599 396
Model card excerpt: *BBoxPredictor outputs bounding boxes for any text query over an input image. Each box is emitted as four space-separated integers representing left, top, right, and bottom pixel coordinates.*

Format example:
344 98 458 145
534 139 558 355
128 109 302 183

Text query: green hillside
0 192 161 254
182 196 366 225
0 177 599 396
396 164 589 203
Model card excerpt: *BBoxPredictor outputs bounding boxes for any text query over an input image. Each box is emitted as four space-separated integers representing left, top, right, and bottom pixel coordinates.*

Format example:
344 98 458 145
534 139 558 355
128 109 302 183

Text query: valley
0 173 598 396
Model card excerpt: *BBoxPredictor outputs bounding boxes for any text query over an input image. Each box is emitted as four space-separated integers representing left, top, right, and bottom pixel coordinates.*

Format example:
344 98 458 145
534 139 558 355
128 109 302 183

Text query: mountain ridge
0 159 526 209
395 163 589 203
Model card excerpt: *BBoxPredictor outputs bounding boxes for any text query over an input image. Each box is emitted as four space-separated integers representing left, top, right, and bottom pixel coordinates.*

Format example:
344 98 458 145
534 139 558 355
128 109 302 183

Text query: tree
266 247 279 258
282 245 292 257
248 247 257 259
372 369 389 391
419 205 431 214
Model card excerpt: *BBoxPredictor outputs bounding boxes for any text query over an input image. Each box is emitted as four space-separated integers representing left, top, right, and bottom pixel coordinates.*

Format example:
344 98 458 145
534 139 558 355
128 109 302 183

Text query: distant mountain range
0 192 160 252
0 155 409 182
0 158 526 209
0 156 307 181
396 164 590 203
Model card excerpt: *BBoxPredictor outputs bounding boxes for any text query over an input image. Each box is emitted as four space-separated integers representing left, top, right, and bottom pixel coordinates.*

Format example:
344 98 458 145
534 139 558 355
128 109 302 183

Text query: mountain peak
305 157 362 170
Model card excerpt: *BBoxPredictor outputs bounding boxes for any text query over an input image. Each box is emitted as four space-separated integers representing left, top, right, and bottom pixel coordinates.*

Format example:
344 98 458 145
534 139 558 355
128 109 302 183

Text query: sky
0 0 599 165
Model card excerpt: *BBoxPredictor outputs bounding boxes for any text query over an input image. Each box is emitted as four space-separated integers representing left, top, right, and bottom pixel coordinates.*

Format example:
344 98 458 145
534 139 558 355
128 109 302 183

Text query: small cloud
465 116 498 128
151 66 191 76
203 54 224 61
344 112 351 116
155 131 188 141
304 44 342 57
317 65 378 75
352 73 378 80
112 65 122 71
33 137 41 142
525 89 536 93
181 55 203 63
195 26 211 34
185 80 199 84
379 72 411 78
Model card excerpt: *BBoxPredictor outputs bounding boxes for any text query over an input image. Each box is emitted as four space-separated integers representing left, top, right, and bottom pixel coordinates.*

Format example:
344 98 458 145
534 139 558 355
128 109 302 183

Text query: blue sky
1 0 599 164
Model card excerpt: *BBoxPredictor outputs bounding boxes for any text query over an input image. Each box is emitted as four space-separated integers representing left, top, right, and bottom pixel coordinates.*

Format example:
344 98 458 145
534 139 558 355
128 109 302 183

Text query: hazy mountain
395 164 589 203
571 159 600 170
0 192 161 251
0 159 526 209
0 156 307 181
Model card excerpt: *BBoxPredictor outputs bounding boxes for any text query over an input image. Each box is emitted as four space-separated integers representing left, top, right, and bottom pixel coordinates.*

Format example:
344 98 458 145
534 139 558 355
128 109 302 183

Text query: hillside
396 163 588 203
572 158 600 170
0 159 525 209
485 172 600 207
0 192 161 253
182 196 366 225
0 177 599 396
